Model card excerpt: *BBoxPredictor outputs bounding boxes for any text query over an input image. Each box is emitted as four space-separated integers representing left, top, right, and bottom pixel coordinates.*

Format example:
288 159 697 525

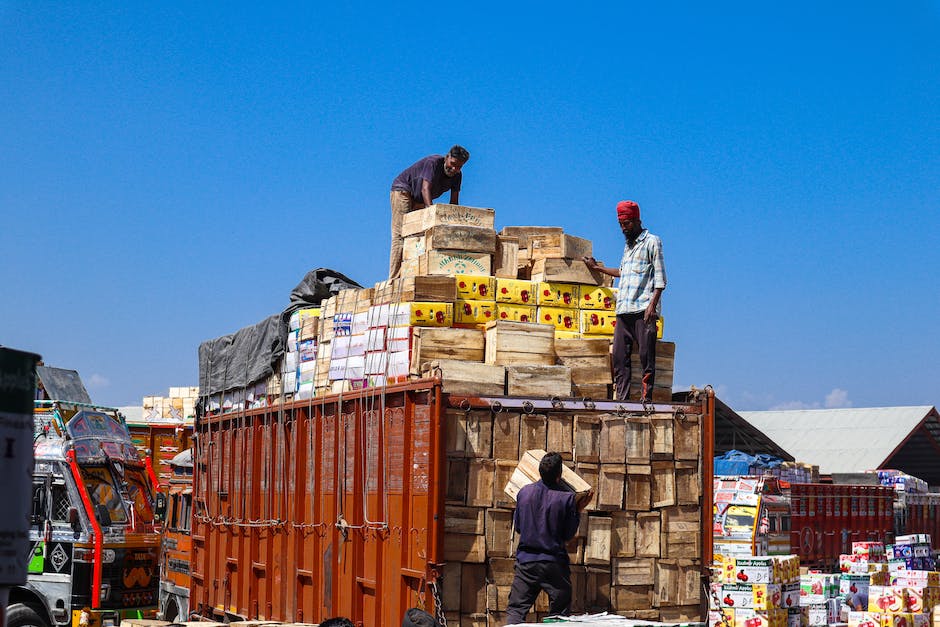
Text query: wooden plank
411 327 485 374
555 355 612 386
418 224 497 253
573 414 601 463
372 275 456 304
547 413 573 460
484 321 555 366
530 257 610 286
610 511 636 557
503 449 593 502
571 383 610 399
425 360 505 396
636 512 661 557
626 464 651 511
625 417 651 464
613 557 655 586
444 505 485 535
484 508 515 558
600 414 626 462
493 235 519 279
402 204 496 237
597 464 625 510
651 460 676 508
492 413 520 460
506 364 571 396
554 337 611 357
674 414 701 460
584 515 612 565
527 233 593 260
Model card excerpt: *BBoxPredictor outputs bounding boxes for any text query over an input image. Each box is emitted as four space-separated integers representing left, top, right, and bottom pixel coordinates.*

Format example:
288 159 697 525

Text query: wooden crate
487 557 515 586
636 512 661 557
626 464 651 511
446 458 468 504
460 563 488 614
519 414 547 452
677 560 702 606
651 460 676 508
402 204 496 237
653 559 679 608
484 508 515 558
662 505 701 560
410 327 485 374
613 585 653 611
466 459 495 507
417 250 492 277
530 258 610 286
443 533 486 563
527 233 592 260
554 338 612 385
484 321 555 366
424 359 505 396
503 449 593 502
444 505 485 535
600 414 626 462
675 460 701 505
445 410 468 457
651 415 675 459
597 464 626 510
493 460 517 509
464 410 493 458
492 413 520 459
575 462 599 511
403 224 496 255
547 413 573 460
485 584 511 612
625 416 651 463
494 235 519 279
584 515 612 565
442 562 462 611
674 414 701 460
499 226 563 249
573 414 601 462
372 276 456 304
571 383 610 399
506 364 571 396
613 557 655 586
610 511 636 557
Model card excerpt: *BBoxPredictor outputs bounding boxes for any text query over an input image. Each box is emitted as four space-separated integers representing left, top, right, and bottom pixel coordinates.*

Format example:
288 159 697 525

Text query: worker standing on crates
505 452 591 625
584 200 667 402
388 145 470 278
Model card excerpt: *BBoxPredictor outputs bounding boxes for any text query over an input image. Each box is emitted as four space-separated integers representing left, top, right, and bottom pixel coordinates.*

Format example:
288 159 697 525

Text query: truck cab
713 476 791 560
155 448 193 622
7 401 161 627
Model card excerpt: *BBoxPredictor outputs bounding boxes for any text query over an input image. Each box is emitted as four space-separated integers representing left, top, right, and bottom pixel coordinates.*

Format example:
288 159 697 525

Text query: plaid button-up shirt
616 229 667 315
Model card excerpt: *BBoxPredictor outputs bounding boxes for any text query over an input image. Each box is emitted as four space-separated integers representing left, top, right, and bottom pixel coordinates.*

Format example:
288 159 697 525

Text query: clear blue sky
2 3 938 411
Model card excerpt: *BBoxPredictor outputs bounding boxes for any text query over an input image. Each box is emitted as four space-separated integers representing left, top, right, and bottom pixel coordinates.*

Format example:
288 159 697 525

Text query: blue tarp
714 449 784 476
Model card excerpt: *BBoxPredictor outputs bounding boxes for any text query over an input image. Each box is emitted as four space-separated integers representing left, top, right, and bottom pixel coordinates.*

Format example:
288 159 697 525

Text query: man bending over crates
389 145 470 278
583 200 667 403
506 452 592 625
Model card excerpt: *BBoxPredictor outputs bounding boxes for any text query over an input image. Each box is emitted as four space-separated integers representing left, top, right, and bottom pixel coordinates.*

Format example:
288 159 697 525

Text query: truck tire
6 604 50 627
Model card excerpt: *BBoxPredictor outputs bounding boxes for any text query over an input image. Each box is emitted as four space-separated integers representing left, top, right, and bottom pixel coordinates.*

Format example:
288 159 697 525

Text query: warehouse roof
737 406 940 485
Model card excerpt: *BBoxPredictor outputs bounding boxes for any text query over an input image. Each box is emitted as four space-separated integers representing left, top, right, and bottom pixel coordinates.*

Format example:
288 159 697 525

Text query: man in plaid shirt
584 200 667 402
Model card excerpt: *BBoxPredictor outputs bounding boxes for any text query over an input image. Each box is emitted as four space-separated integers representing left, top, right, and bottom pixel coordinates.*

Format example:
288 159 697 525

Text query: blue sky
2 3 938 411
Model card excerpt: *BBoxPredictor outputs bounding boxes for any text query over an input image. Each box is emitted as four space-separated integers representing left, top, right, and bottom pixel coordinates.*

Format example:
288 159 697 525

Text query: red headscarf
617 200 640 221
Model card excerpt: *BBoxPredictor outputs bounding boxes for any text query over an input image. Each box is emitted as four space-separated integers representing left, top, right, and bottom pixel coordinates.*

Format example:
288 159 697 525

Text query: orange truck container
156 449 194 622
188 381 715 627
127 421 193 489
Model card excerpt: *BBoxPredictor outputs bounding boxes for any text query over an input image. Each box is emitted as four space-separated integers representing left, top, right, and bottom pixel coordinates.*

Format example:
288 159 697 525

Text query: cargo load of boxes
711 536 940 627
275 203 674 404
141 386 199 422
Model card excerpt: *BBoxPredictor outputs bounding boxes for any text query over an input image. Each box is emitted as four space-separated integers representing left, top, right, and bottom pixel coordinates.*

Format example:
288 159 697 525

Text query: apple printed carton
733 609 788 627
752 584 787 610
801 574 841 604
774 555 801 584
887 544 932 561
868 586 907 613
732 557 780 584
802 599 841 626
842 554 878 574
722 583 759 609
454 274 496 301
785 608 801 627
841 574 871 611
847 611 884 627
853 542 887 561
780 583 800 609
888 571 940 588
880 613 929 627
893 535 931 546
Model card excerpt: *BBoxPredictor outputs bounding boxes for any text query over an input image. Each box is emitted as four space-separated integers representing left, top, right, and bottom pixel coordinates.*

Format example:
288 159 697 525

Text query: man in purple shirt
506 452 592 624
388 145 470 278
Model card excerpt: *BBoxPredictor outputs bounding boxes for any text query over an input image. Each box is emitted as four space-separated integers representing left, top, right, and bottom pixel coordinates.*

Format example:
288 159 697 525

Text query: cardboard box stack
443 403 705 625
141 386 199 422
267 203 676 403
709 555 802 627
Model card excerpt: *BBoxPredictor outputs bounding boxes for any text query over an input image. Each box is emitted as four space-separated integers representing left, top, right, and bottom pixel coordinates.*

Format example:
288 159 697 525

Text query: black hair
539 452 563 484
320 618 355 627
448 145 470 162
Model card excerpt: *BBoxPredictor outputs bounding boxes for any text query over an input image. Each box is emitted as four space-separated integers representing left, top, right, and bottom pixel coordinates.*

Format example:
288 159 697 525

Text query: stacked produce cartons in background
800 572 843 627
141 386 199 422
710 555 801 627
847 535 938 627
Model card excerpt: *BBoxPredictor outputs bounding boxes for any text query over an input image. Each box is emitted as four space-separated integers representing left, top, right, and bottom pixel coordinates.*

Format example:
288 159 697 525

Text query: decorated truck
6 400 161 627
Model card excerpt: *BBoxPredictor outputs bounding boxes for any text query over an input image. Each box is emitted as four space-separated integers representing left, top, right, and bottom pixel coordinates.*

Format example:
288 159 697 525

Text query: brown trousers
388 190 426 279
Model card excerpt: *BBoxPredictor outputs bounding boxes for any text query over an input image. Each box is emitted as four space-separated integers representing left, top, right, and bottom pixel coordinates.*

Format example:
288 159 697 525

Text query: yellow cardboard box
537 306 580 332
536 282 580 307
455 274 496 300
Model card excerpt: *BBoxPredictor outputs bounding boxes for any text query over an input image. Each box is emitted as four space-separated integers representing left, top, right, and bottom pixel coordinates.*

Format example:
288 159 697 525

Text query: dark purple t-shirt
391 155 461 203
513 480 580 564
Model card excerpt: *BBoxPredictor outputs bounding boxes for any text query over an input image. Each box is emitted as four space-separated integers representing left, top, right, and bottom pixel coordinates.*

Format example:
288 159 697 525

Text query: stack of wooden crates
442 404 704 625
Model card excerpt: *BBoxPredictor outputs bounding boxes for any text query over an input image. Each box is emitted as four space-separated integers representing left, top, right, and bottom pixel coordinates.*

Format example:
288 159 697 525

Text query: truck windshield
80 466 128 524
125 468 156 525
723 504 757 535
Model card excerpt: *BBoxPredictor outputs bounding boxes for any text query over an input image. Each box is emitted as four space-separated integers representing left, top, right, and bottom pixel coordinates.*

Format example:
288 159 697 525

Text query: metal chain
430 577 448 627
706 578 733 627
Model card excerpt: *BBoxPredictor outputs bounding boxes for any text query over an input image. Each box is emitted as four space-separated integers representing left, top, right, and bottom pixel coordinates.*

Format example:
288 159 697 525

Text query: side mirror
95 503 111 527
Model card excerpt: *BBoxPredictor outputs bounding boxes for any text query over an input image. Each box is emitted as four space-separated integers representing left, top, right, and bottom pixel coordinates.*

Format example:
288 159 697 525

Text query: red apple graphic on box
723 596 734 606
737 572 748 582
459 281 467 289
463 303 472 315
563 292 571 304
591 314 600 325
520 315 529 322
435 311 445 323
521 290 529 303
501 287 508 294
500 312 508 319
811 581 823 595
603 296 612 308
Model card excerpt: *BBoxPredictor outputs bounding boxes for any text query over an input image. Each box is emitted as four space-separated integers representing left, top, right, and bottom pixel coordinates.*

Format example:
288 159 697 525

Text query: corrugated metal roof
737 406 936 475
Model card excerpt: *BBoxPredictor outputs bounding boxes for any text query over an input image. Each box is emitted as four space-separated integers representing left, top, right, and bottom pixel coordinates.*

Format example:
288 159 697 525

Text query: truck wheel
6 604 50 627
